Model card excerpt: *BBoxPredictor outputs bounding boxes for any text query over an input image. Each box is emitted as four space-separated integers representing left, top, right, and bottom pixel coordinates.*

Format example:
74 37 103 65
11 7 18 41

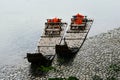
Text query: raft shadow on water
29 64 47 77
56 52 77 66
56 46 79 65
27 53 55 76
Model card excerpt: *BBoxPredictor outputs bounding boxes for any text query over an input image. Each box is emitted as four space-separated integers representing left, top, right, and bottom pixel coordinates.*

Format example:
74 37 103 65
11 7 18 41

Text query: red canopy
52 17 59 23
76 13 84 18
47 19 52 22
52 17 61 23
75 19 82 24
73 13 84 24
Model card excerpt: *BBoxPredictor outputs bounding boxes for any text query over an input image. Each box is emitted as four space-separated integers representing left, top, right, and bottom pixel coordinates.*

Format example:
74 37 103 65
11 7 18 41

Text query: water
0 0 120 65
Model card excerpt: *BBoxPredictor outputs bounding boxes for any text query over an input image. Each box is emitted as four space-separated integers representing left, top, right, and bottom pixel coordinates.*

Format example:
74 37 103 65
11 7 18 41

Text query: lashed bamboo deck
37 24 67 55
37 19 93 55
60 19 93 49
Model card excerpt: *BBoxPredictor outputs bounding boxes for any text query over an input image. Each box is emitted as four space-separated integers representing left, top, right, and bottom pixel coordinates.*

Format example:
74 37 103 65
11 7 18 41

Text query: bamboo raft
27 18 67 66
56 14 93 58
26 13 93 66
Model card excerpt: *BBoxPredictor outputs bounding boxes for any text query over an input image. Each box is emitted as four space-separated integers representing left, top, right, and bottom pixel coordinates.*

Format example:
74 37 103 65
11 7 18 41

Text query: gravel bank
0 27 120 80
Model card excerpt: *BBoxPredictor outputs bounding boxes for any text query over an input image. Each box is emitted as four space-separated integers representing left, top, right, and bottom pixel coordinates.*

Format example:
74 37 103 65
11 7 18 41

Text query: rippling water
0 0 120 66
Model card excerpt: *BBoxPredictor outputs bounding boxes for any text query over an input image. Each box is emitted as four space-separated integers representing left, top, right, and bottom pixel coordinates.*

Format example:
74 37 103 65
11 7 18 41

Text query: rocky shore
0 27 120 80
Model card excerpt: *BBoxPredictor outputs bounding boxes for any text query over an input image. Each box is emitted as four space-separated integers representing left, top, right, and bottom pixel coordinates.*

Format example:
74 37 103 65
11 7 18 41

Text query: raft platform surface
37 24 67 55
61 20 93 48
37 19 93 55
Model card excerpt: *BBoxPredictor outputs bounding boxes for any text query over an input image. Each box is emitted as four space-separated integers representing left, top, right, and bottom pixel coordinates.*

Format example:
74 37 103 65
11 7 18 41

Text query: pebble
0 27 120 80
